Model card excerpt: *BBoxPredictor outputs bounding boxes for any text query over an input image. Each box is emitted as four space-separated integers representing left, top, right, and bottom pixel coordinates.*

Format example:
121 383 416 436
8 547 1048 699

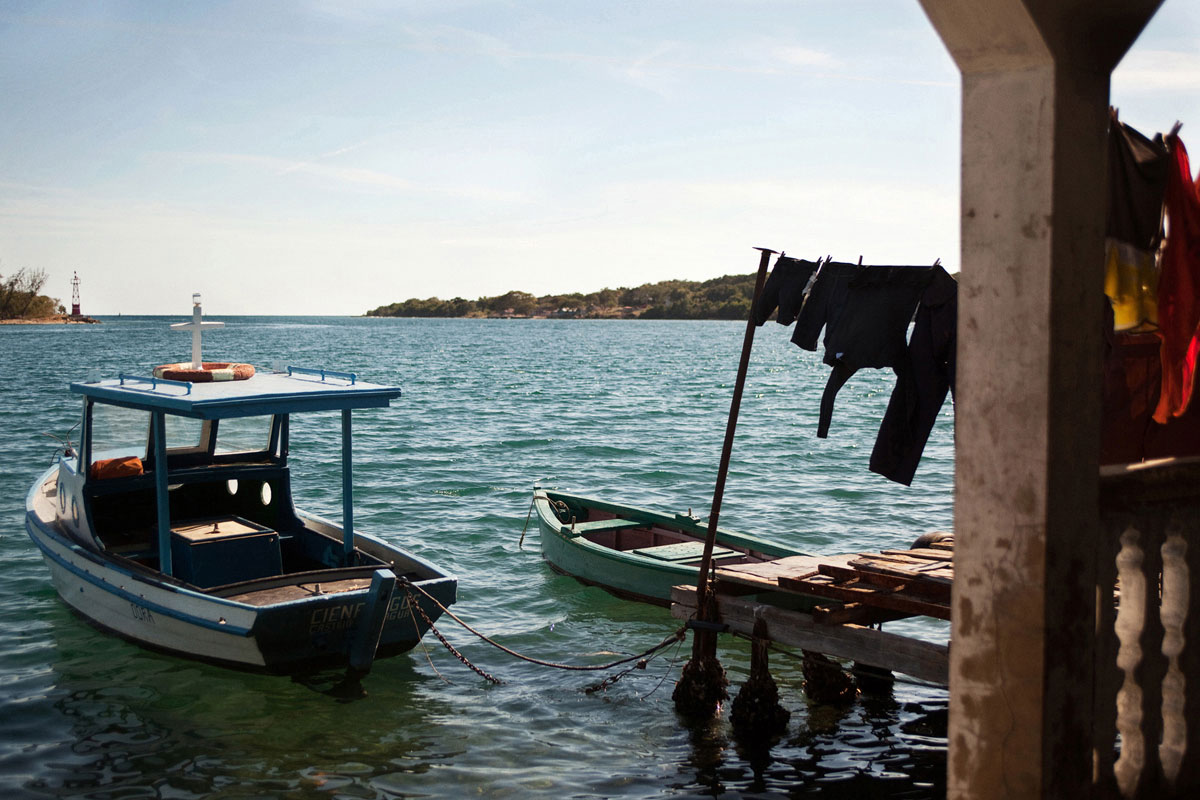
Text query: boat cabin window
213 415 272 456
87 405 213 470
86 403 283 476
87 404 150 469
164 416 208 455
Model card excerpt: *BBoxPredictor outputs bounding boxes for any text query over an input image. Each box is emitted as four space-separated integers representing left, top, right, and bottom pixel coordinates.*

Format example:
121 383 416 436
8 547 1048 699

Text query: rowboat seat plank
560 518 645 536
632 542 737 563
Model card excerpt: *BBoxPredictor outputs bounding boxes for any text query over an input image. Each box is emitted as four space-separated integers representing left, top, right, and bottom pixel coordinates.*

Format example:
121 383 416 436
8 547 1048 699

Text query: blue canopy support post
151 411 173 576
341 408 354 566
80 400 93 474
279 414 290 462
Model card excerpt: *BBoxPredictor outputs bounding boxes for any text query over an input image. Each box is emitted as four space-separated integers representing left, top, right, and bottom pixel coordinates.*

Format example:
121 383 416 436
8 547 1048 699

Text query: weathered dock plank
780 571 952 620
880 547 954 562
671 584 949 685
675 544 956 683
713 554 855 590
712 548 954 620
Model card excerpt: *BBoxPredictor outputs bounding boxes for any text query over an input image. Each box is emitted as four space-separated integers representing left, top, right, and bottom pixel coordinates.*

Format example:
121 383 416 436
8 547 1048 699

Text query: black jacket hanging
796 263 935 437
869 265 957 485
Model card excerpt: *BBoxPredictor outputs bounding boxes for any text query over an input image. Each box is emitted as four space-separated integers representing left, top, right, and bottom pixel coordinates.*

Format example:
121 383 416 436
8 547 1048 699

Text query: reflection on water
673 654 947 798
32 616 447 798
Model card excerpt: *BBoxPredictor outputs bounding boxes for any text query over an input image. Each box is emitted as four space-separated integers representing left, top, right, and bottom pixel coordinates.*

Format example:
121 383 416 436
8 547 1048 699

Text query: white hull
28 500 267 667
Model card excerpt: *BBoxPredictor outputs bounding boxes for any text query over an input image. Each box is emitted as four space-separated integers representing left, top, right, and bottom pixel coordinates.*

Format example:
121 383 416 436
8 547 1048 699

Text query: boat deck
223 576 375 605
670 538 954 685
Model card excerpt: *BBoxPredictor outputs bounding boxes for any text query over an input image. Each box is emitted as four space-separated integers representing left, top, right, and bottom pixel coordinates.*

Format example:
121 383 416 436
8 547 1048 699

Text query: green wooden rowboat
532 488 809 607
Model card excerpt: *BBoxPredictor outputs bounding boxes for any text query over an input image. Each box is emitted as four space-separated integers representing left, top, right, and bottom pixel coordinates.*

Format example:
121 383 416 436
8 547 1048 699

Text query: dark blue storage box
170 517 282 588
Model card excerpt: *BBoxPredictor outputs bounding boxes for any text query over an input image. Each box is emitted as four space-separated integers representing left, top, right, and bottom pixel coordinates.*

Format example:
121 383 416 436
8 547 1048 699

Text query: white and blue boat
25 302 456 676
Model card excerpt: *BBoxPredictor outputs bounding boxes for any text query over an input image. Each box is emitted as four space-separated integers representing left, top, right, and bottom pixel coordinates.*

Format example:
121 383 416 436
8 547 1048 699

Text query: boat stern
248 571 457 674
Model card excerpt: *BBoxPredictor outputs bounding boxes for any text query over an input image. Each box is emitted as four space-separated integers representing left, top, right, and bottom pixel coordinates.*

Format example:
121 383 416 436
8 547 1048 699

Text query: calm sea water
0 316 953 799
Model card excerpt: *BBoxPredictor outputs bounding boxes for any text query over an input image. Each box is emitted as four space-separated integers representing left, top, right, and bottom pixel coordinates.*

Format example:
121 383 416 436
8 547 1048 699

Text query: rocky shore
0 314 100 325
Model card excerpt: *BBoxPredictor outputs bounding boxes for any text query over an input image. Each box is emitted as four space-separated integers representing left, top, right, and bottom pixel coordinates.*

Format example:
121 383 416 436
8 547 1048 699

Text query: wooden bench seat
632 542 737 563
560 518 645 536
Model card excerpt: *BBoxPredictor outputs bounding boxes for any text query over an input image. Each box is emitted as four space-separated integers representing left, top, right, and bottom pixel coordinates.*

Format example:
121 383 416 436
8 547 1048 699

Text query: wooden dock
670 540 954 686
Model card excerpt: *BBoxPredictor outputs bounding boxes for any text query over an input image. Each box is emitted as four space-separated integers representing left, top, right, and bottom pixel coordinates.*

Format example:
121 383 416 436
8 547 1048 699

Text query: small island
366 274 758 320
0 267 99 324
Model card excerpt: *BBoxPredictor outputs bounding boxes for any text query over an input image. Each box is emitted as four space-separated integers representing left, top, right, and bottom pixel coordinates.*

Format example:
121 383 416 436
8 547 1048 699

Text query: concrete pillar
914 2 1162 798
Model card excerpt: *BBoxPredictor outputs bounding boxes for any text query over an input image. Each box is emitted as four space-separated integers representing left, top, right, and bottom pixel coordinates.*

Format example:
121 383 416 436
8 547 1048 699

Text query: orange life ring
153 362 256 382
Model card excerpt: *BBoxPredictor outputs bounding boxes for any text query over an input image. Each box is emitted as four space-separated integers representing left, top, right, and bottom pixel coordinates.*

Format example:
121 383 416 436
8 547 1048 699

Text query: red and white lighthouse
70 272 80 316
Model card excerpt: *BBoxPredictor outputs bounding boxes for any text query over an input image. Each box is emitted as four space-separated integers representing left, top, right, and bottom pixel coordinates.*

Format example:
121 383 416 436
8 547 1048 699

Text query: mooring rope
518 494 536 549
402 578 686 675
639 631 689 700
407 595 454 685
518 494 571 549
42 430 77 462
404 583 503 684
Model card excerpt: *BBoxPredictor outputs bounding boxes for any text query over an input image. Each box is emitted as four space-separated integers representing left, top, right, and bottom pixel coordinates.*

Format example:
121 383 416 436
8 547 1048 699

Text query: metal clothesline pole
690 245 776 652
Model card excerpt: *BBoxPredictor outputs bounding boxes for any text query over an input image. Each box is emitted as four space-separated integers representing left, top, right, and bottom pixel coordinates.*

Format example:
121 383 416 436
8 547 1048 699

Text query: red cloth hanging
1154 134 1200 423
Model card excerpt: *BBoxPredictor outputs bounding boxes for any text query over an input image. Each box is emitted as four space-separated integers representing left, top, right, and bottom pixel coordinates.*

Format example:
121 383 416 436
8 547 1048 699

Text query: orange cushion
89 456 144 480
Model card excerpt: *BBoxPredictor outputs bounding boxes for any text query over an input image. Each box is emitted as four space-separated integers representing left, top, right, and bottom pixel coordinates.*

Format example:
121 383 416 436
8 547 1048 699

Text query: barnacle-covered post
731 617 790 741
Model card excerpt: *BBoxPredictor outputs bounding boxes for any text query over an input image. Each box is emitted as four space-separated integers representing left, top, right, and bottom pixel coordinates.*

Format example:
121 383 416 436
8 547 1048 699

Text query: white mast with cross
171 293 224 369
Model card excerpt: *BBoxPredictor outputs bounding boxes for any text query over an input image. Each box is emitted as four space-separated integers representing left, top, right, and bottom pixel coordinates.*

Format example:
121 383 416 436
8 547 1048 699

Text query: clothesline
762 113 1200 482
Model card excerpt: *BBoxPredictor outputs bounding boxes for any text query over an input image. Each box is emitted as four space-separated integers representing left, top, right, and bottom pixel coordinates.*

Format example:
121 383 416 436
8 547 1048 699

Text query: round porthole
226 479 239 496
260 482 273 506
58 482 67 512
70 497 80 527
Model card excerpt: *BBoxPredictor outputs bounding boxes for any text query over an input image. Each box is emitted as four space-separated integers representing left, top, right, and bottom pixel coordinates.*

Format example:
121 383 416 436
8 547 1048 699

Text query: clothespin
933 258 941 268
857 255 863 266
1169 120 1183 138
803 258 824 295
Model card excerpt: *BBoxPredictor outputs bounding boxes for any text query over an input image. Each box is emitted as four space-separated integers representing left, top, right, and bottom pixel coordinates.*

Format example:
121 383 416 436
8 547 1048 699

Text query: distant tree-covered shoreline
0 267 64 320
366 274 758 320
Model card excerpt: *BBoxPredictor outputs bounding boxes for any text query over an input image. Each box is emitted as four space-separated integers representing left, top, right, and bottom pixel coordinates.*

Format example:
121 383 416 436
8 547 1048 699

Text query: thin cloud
771 45 838 68
1115 48 1200 91
399 23 523 62
391 23 945 88
166 152 526 203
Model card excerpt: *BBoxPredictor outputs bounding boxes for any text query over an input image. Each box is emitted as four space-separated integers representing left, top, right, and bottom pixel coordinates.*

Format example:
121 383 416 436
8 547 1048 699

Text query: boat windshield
86 402 280 473
88 403 148 465
164 416 206 455
213 415 272 455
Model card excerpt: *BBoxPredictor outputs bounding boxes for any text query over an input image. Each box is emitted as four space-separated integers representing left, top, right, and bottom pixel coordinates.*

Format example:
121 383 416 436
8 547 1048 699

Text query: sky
1 1 1198 316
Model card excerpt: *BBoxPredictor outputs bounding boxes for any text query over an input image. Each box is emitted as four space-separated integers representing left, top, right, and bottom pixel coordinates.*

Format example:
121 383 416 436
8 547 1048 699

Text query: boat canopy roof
71 367 401 419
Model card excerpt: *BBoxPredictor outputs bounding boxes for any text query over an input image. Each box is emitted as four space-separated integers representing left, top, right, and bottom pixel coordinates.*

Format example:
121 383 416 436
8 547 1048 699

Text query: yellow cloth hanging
1104 238 1159 331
